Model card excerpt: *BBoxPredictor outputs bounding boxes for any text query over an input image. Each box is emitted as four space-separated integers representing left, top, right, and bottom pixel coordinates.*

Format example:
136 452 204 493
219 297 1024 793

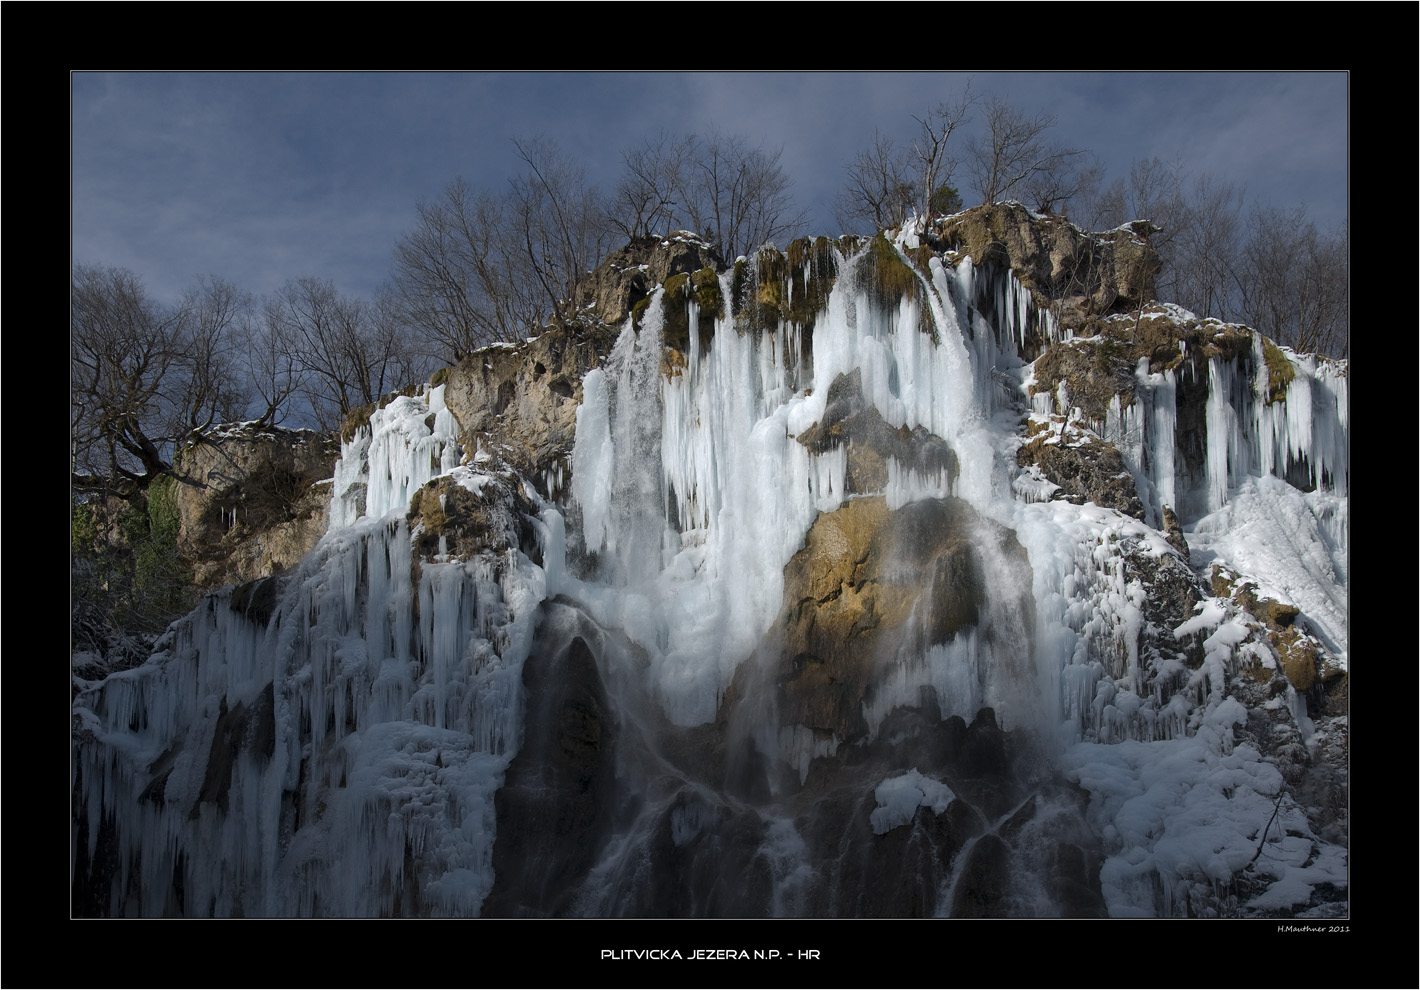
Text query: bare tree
1022 151 1104 218
1081 175 1129 233
1170 172 1244 321
509 135 612 329
1080 156 1199 310
244 297 305 428
181 275 251 431
1116 157 1185 298
1077 159 1347 355
1299 219 1348 357
967 97 1088 208
264 277 420 431
1238 205 1348 356
72 265 249 496
606 132 696 240
368 285 427 397
676 131 807 259
392 177 538 360
911 88 975 222
835 130 917 233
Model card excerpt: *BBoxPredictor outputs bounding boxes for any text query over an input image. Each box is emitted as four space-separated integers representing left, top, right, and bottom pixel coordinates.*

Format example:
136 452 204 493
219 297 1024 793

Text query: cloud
72 71 1347 305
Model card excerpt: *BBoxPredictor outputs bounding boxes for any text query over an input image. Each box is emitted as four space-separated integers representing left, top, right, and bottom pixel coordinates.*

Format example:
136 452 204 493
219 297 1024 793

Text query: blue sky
71 71 1347 304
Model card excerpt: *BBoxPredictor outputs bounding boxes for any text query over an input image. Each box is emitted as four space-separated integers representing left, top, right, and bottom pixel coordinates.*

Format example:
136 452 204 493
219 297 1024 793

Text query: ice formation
73 227 1347 918
73 386 548 916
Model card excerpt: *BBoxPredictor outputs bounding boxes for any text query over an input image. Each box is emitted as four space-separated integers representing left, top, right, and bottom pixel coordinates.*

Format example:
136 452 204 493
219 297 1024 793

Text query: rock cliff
170 423 337 589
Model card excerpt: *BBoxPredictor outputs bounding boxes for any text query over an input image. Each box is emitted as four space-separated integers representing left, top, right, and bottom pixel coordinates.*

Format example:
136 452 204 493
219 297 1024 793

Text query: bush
72 479 197 668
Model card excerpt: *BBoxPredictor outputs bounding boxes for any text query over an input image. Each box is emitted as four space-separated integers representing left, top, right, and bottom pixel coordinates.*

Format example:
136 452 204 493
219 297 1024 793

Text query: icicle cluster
570 270 850 726
73 387 553 916
1095 334 1348 525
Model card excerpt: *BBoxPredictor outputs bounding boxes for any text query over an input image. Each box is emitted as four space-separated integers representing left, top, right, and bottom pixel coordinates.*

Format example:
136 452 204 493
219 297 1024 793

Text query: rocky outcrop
442 325 617 487
1124 538 1209 671
936 202 1158 325
1028 309 1255 421
1160 505 1190 560
406 468 539 563
796 369 958 496
763 495 1030 747
1210 564 1340 698
573 232 724 328
442 235 730 485
1016 420 1146 519
171 424 337 589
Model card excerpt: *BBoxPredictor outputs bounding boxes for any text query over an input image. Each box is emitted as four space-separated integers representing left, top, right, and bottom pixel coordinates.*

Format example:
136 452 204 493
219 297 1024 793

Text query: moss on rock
864 233 922 303
1260 335 1295 405
656 267 726 355
860 234 935 339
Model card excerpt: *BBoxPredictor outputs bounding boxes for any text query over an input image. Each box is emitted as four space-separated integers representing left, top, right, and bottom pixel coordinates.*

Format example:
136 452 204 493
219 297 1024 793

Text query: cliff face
441 325 616 488
940 203 1158 321
170 424 338 590
72 206 1347 919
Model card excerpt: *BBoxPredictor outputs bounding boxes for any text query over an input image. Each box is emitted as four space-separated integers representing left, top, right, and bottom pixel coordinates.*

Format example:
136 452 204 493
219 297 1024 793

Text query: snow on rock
1066 696 1345 918
1185 475 1347 659
869 769 956 834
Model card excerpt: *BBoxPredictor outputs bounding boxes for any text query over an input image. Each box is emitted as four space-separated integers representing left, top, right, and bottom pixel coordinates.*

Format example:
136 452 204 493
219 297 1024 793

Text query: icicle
1149 367 1177 523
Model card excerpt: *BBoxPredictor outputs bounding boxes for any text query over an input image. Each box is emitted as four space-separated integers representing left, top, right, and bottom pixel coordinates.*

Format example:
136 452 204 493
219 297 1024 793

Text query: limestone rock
574 232 724 329
1210 564 1326 693
442 324 617 486
1272 627 1320 693
406 469 539 564
1120 536 1208 677
171 424 338 589
1023 308 1266 511
769 496 1030 746
1160 504 1190 560
936 203 1159 331
1016 423 1146 520
796 369 957 495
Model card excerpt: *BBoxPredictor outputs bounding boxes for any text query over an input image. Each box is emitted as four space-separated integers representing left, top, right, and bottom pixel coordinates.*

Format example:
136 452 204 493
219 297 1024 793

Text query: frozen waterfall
73 232 1347 919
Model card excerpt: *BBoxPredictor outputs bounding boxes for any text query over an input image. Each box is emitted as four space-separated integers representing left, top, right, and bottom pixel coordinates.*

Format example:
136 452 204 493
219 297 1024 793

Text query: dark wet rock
485 633 616 917
229 575 282 627
951 833 1011 917
193 684 276 818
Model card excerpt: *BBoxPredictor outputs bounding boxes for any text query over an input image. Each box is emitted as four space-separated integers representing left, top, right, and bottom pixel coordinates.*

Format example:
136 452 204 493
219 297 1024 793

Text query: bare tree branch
968 97 1088 209
912 87 974 222
510 135 611 329
72 265 251 495
835 130 917 233
674 130 807 258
